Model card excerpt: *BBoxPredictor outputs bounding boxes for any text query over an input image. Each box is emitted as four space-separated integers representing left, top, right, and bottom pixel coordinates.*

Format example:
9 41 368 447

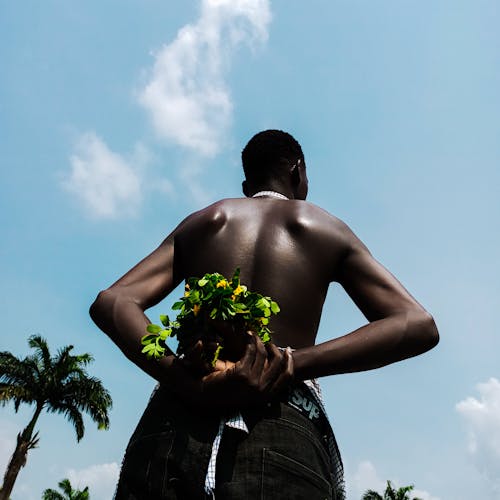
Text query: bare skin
90 160 439 411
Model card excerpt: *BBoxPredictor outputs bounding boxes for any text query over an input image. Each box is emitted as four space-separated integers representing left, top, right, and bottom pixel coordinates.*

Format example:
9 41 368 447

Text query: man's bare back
171 197 346 349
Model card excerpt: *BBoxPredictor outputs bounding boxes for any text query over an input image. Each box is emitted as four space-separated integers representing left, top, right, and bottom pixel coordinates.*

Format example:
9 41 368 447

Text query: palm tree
362 480 423 500
42 478 89 500
0 335 112 500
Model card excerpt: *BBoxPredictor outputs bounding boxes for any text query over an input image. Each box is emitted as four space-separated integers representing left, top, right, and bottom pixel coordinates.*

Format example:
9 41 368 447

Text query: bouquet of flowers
141 268 280 369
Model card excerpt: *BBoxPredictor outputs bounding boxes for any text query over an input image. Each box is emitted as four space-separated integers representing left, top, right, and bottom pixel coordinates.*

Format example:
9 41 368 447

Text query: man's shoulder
293 201 351 235
173 200 229 234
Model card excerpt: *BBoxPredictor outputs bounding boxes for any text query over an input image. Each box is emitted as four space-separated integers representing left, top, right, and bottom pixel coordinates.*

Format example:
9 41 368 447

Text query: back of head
241 130 304 185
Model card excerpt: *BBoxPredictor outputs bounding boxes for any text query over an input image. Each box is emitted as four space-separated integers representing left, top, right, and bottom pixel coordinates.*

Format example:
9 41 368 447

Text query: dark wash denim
115 385 336 500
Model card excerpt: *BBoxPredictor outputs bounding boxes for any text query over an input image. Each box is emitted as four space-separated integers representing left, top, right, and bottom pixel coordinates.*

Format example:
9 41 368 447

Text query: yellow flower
233 285 244 296
193 304 201 316
216 279 228 288
184 290 191 297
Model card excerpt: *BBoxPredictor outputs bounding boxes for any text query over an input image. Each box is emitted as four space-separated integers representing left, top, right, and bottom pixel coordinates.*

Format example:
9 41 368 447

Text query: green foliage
0 335 112 441
42 478 89 500
141 268 280 364
362 481 423 500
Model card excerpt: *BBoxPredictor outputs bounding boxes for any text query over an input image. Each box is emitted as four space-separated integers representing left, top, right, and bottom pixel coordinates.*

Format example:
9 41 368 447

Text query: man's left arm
89 232 182 384
292 225 439 380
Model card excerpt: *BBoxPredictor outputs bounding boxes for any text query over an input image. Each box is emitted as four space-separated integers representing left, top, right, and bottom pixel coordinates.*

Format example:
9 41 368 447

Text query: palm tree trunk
0 404 43 500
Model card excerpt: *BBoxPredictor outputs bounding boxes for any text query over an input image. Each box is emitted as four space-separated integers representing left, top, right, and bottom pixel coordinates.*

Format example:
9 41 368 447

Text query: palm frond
0 351 40 411
385 480 398 500
362 491 384 500
43 478 89 500
58 478 74 496
42 489 65 500
26 431 40 450
396 485 415 500
0 384 34 405
74 352 94 366
52 345 77 375
47 401 85 441
28 335 53 371
77 487 90 500
60 375 112 426
0 351 37 385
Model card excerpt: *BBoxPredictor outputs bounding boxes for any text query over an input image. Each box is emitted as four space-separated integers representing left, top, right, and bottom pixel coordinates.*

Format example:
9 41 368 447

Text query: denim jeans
115 385 337 499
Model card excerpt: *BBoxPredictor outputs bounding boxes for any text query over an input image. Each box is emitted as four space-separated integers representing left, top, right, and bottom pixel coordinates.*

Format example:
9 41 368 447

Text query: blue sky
1 1 499 498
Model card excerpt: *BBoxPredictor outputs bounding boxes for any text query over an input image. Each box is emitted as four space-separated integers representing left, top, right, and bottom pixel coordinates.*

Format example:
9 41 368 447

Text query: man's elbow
89 288 116 326
413 310 439 353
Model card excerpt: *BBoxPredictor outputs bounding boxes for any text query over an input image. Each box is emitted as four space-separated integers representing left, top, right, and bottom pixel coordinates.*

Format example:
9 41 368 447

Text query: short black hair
241 129 304 184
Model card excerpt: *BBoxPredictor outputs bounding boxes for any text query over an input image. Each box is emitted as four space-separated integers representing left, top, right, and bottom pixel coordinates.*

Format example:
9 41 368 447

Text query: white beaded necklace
251 190 289 200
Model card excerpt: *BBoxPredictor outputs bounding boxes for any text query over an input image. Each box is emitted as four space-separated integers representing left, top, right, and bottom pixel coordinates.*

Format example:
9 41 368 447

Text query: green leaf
141 334 157 345
198 278 208 286
261 332 271 343
256 297 270 309
231 267 241 287
142 342 165 359
172 301 183 310
146 324 162 334
233 303 248 312
160 314 170 327
270 301 280 314
159 329 172 340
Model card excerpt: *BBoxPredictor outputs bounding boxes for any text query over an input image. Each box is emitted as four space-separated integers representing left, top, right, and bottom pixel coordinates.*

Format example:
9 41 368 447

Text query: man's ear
290 161 301 187
242 180 249 197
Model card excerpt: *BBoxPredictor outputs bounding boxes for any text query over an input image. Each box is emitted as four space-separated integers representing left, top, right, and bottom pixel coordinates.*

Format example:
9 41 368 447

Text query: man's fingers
235 332 257 370
182 340 203 365
259 342 284 388
182 340 214 375
269 347 294 396
250 334 267 375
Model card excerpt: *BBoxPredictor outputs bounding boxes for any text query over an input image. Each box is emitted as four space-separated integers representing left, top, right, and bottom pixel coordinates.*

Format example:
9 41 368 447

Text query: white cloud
456 377 500 493
347 460 440 500
348 460 385 497
66 462 119 500
63 132 144 219
63 1 271 215
412 489 441 500
138 0 271 157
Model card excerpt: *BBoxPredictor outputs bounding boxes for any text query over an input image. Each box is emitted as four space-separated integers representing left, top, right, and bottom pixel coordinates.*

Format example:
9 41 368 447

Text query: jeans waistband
285 382 331 440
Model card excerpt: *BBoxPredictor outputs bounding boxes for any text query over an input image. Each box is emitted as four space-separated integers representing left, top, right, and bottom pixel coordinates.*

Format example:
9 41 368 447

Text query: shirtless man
90 130 439 499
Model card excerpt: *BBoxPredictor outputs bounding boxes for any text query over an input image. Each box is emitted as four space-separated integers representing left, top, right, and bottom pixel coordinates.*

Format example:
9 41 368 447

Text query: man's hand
168 334 294 411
